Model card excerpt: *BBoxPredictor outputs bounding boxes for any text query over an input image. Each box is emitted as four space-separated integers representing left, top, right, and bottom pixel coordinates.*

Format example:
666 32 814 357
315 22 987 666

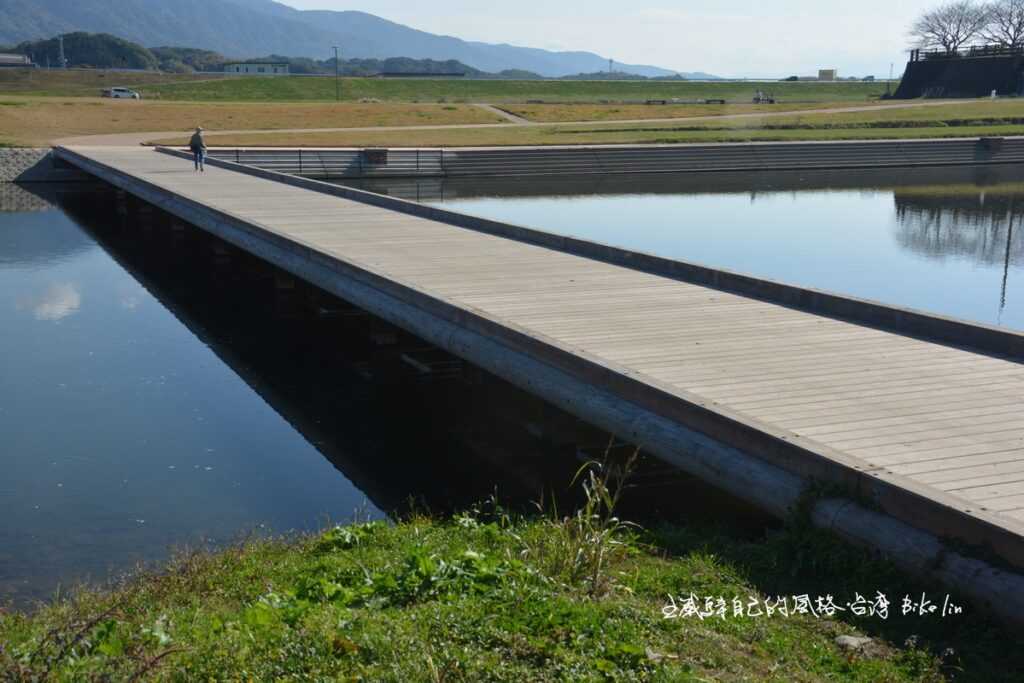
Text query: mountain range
0 0 717 79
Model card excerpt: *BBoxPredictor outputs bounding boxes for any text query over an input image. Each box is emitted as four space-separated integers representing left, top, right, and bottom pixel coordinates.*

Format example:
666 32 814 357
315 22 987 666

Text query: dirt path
55 99 968 147
472 103 532 124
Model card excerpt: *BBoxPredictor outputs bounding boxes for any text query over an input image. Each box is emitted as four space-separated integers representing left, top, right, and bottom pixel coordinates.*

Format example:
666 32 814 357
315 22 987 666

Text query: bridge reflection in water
50 185 760 522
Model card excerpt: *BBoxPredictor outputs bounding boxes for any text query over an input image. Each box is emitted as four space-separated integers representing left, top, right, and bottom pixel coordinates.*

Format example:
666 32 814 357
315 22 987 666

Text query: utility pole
333 46 340 102
1000 199 1015 324
58 34 67 69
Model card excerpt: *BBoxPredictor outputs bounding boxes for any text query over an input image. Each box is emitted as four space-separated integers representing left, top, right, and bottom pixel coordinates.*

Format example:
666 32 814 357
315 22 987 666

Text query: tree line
912 0 1024 53
1 32 706 81
0 33 522 77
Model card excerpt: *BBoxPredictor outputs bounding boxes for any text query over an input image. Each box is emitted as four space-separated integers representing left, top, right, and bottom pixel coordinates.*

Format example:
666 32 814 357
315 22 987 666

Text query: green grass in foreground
1 461 1020 682
128 77 888 104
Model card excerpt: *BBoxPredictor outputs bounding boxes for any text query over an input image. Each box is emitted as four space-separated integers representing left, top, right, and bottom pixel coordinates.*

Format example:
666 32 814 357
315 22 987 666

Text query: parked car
101 87 141 99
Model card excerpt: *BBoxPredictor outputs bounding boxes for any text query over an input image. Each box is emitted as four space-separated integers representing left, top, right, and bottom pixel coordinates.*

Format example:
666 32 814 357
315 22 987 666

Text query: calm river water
350 165 1024 330
0 185 585 606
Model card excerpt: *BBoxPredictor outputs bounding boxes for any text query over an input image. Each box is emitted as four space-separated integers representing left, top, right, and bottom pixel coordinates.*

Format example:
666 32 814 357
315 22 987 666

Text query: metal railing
911 44 1024 61
203 138 1024 180
207 148 444 180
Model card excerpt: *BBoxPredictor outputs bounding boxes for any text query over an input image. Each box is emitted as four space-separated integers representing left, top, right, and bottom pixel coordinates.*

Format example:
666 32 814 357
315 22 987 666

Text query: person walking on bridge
189 126 207 172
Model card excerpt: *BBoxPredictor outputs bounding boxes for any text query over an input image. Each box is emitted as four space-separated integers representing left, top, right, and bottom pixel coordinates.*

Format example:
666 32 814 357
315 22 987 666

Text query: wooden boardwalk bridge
56 145 1024 620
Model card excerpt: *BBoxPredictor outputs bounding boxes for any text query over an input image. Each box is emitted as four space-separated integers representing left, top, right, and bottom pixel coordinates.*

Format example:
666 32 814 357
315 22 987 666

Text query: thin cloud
17 282 82 322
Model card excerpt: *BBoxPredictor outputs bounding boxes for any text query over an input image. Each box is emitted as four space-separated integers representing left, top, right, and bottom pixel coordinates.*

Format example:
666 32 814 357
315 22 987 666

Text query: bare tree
911 1 991 52
982 0 1024 46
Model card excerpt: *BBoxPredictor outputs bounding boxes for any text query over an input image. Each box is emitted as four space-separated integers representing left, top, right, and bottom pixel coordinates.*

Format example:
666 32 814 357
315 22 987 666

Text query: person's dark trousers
192 148 205 171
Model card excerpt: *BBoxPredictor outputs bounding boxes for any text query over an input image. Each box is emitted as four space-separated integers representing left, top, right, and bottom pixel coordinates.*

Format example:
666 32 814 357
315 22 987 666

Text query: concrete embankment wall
0 148 90 183
894 56 1024 98
205 137 1024 180
0 183 56 211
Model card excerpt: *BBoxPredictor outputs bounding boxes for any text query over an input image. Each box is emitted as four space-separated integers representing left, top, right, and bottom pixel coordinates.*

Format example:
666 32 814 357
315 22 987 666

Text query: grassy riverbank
0 70 230 98
178 99 1024 148
0 97 505 146
2 471 1022 681
0 72 886 104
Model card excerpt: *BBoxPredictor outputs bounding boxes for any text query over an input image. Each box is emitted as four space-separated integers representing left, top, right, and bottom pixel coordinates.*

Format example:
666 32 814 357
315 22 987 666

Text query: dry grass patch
503 101 864 122
0 97 504 146
177 99 1024 148
682 98 1024 130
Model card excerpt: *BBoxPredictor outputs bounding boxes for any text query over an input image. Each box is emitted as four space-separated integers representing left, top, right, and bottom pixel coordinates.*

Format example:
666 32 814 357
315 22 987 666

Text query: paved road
56 99 969 147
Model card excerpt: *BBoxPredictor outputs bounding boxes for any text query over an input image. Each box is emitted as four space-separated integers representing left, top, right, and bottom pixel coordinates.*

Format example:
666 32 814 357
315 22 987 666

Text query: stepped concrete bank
202 136 1024 180
0 183 56 212
7 138 1024 183
55 145 1024 623
0 148 90 183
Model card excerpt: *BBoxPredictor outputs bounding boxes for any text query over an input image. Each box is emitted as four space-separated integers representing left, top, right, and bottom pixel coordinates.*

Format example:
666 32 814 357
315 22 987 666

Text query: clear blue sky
281 0 935 78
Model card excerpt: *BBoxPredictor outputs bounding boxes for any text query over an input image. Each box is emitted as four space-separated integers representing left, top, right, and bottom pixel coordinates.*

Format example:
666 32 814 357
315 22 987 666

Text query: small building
818 69 837 81
0 53 34 68
223 62 289 75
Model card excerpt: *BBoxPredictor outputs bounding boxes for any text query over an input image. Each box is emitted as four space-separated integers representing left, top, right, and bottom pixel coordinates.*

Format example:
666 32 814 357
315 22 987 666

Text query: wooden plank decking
59 146 1024 562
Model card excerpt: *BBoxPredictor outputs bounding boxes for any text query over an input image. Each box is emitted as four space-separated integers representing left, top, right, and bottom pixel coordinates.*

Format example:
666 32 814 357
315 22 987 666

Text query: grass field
8 69 1023 149
181 100 1024 148
499 101 866 122
0 97 504 146
1 496 1019 681
0 69 231 97
144 77 889 104
0 70 889 103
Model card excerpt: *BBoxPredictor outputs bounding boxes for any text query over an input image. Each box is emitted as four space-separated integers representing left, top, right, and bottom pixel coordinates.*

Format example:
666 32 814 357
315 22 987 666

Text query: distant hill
560 71 721 81
239 55 523 78
0 0 709 78
5 32 157 69
2 33 534 78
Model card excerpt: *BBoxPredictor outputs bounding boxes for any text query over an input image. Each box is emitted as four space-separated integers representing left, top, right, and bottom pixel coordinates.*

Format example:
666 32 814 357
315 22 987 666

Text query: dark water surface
349 165 1024 330
0 189 383 604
